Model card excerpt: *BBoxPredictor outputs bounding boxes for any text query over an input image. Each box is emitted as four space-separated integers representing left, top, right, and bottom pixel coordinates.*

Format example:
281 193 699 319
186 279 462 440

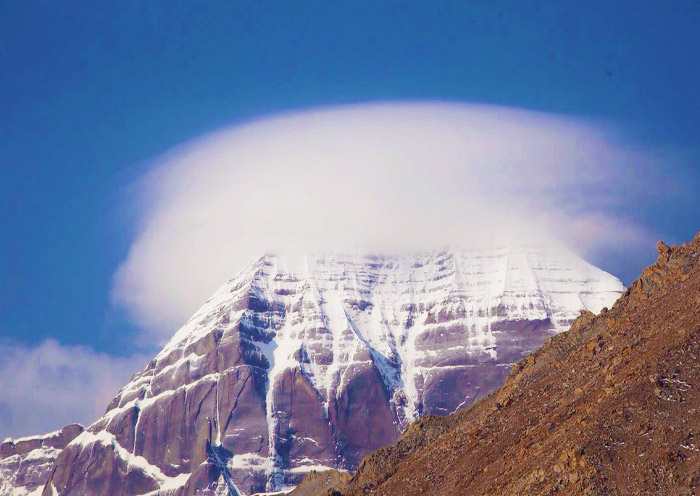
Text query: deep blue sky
1 1 699 356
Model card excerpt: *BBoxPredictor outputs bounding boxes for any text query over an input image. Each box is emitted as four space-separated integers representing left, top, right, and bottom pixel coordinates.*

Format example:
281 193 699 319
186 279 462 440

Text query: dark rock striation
0 424 83 496
296 232 700 496
36 246 621 495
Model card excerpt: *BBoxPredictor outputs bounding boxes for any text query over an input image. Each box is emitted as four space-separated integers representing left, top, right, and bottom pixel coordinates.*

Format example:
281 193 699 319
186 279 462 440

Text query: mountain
296 232 700 495
0 425 83 496
32 246 622 496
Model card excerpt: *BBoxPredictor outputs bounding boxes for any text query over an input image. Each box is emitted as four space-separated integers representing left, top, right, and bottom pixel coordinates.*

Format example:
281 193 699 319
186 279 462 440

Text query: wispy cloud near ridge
0 339 148 440
113 102 675 341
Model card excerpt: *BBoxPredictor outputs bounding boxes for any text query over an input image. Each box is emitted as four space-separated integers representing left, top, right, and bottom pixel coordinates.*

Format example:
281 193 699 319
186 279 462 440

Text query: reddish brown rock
297 232 700 496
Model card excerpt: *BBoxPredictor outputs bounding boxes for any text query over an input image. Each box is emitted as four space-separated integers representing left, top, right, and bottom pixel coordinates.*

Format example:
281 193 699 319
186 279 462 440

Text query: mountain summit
28 246 622 496
298 232 700 496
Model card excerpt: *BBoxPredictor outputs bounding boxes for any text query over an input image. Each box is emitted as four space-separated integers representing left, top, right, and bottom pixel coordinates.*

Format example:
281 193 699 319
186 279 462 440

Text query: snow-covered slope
43 246 624 496
0 425 82 496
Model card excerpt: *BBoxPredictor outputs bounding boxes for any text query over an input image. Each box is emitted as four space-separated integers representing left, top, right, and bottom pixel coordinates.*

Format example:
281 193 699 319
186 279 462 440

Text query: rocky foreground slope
0 425 83 496
296 232 700 496
2 246 619 496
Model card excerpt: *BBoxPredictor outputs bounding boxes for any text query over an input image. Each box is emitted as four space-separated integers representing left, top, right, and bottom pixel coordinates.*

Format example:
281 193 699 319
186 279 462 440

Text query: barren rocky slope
296 232 700 496
35 246 621 495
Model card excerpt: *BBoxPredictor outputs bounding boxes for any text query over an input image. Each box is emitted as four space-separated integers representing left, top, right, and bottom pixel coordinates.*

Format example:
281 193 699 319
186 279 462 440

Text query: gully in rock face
42 247 622 495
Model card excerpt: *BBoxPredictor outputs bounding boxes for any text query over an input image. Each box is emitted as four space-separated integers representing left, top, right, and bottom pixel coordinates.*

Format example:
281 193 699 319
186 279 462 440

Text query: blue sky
1 1 700 436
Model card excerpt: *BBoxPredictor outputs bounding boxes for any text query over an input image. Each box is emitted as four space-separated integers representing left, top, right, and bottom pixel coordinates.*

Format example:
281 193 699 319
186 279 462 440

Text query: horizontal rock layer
0 424 82 496
304 233 700 496
41 246 623 495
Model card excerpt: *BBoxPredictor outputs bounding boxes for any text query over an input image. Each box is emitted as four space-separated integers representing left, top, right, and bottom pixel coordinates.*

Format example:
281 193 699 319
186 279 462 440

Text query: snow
67 430 189 491
1 430 70 496
287 464 343 474
2 429 62 445
103 370 226 428
23 447 60 462
228 453 274 472
92 244 623 494
155 258 265 360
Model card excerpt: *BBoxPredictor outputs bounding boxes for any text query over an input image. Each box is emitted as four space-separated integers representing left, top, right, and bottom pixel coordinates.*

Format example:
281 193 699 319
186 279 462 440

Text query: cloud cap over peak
113 101 672 341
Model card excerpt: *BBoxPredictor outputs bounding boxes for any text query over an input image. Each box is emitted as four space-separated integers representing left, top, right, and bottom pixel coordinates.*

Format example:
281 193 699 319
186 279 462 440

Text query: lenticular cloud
113 101 666 341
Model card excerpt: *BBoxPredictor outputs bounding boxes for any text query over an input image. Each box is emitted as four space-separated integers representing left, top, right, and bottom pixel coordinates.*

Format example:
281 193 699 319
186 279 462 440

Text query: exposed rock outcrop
286 469 351 496
39 246 622 495
0 424 83 496
300 232 700 495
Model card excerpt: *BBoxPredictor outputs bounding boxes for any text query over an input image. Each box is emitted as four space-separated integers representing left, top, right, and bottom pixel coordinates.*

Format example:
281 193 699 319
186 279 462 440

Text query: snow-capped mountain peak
42 246 623 496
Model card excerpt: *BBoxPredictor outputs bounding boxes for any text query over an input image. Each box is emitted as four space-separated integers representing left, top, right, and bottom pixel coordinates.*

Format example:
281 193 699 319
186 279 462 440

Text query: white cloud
0 339 148 440
112 101 673 341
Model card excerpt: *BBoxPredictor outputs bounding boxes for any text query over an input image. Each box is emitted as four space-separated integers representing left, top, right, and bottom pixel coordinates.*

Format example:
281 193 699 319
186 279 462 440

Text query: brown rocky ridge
286 469 353 496
292 231 700 496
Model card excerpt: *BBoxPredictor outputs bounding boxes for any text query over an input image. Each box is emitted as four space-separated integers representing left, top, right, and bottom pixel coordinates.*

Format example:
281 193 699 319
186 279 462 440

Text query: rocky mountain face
0 425 83 496
32 246 622 496
299 232 700 496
